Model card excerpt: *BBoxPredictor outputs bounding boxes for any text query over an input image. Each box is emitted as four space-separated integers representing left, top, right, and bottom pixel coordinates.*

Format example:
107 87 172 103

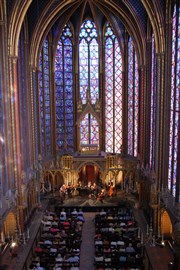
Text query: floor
0 191 174 270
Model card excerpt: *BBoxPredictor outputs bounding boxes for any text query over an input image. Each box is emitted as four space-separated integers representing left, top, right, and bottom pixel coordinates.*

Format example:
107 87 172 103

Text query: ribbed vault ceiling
7 0 165 64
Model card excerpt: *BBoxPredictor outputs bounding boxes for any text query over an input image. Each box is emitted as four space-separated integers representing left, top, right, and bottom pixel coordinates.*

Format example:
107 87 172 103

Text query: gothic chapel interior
0 0 180 269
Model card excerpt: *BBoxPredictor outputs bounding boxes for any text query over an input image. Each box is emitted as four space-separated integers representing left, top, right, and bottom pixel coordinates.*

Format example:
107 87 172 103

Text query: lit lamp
140 223 164 247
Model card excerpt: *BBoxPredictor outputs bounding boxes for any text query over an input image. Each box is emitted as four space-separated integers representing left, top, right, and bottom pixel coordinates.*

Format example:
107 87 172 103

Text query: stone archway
161 210 173 238
79 164 100 186
4 212 17 237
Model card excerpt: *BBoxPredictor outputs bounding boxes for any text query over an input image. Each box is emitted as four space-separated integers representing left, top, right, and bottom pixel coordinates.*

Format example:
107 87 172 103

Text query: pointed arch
8 0 32 57
141 0 165 53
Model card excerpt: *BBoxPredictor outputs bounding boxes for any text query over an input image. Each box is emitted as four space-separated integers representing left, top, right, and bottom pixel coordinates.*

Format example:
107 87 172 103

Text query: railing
143 247 154 270
21 224 42 270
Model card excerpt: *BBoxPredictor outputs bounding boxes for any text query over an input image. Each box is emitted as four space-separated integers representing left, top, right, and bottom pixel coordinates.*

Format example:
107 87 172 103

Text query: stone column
122 32 129 155
9 56 24 231
139 65 146 162
155 53 165 191
143 37 152 166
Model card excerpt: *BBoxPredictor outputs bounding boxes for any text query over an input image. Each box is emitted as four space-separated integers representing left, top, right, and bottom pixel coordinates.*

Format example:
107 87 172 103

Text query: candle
161 234 165 245
23 233 26 244
146 224 149 235
141 232 143 244
138 227 141 238
162 234 164 242
1 232 4 242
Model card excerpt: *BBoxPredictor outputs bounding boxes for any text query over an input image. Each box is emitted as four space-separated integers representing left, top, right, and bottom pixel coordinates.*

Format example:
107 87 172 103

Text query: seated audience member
99 209 106 216
53 265 62 270
119 255 127 262
50 246 58 253
95 253 104 262
66 254 79 263
61 229 68 238
63 220 70 230
60 209 67 221
52 220 59 227
72 247 80 254
55 253 63 262
77 213 85 222
50 227 59 233
35 263 45 270
125 243 135 253
44 239 52 246
34 245 43 254
103 245 111 253
72 208 78 217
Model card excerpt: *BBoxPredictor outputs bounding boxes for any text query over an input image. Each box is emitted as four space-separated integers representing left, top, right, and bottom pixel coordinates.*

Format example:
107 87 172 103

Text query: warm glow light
11 242 16 247
0 135 4 143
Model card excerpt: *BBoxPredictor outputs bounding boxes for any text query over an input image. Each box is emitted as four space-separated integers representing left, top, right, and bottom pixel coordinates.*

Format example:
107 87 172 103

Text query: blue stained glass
105 22 123 153
39 37 52 157
55 23 74 152
17 28 30 169
127 37 139 157
79 19 99 105
168 4 180 198
150 34 157 169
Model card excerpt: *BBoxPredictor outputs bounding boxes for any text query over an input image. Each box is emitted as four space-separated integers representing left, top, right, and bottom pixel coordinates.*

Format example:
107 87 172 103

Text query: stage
46 189 138 213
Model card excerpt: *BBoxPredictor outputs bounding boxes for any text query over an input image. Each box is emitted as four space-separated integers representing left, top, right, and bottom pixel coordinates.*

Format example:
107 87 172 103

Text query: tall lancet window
79 19 99 104
150 34 157 169
168 4 180 198
80 114 99 145
104 22 123 153
39 37 52 157
55 23 74 152
79 19 99 147
18 27 29 169
128 37 139 157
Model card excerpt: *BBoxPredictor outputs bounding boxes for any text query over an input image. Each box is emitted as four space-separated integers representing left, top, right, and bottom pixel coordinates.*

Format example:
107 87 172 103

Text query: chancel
0 1 180 270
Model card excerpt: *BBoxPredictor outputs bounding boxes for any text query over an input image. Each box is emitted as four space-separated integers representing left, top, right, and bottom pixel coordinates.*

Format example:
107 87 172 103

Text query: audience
29 206 144 270
94 207 144 269
30 208 84 270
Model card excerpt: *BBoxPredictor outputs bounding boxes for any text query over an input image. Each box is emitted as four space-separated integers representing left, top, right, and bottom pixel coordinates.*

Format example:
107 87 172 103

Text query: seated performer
97 189 105 203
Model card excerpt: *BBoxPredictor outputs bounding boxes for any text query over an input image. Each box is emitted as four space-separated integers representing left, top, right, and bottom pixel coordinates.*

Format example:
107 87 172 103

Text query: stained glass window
18 28 29 168
80 113 99 145
128 37 139 157
168 4 180 197
55 23 74 152
79 20 99 104
0 44 4 194
79 19 99 147
104 22 123 153
39 37 52 157
150 34 157 169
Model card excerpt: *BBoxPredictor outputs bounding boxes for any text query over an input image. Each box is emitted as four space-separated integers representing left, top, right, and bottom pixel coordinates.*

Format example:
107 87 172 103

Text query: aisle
80 212 96 270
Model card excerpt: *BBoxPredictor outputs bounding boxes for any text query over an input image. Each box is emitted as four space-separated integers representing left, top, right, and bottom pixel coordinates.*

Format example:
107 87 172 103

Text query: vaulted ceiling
7 0 166 65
